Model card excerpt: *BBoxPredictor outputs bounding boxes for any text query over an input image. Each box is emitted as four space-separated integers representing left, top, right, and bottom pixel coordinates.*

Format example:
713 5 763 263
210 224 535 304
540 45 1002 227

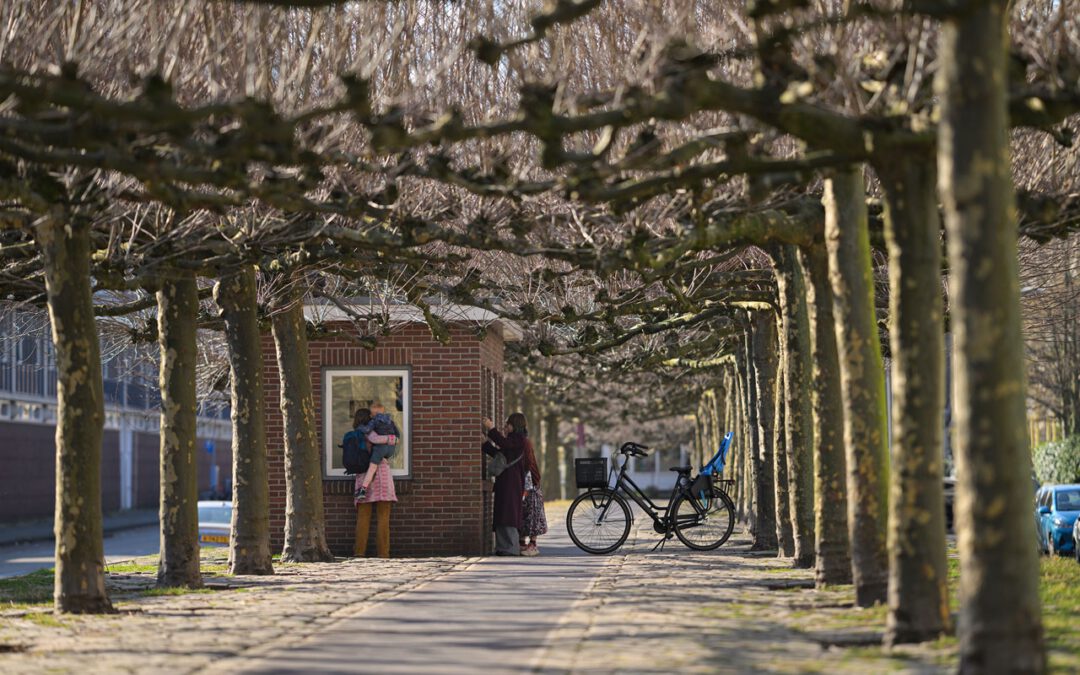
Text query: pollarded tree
937 1 1045 670
823 167 889 608
39 203 112 614
155 268 203 589
875 146 951 644
749 309 780 552
269 281 334 563
798 242 851 587
214 266 275 576
770 245 815 569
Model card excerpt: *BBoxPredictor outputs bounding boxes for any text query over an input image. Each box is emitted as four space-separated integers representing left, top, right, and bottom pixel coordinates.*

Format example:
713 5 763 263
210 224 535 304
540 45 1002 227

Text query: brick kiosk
261 308 517 557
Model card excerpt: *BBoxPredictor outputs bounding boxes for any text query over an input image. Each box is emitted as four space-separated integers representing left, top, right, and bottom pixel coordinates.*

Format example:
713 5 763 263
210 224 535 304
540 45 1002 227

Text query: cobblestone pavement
0 553 471 674
225 508 607 675
0 503 957 674
532 519 954 674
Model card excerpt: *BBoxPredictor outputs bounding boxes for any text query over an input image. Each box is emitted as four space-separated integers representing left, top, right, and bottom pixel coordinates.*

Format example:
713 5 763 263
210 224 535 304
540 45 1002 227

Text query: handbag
487 442 522 479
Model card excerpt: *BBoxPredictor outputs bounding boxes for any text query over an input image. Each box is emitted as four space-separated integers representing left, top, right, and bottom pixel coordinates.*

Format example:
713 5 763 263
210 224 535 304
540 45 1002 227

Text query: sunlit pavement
0 524 159 579
224 510 612 675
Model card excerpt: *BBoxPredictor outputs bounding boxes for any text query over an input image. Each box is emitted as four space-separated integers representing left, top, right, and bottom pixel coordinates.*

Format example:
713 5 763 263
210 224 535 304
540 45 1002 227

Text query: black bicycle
566 441 736 554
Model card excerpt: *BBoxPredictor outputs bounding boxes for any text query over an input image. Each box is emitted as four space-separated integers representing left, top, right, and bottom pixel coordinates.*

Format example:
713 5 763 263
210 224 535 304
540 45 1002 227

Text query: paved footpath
1 504 956 674
220 511 608 674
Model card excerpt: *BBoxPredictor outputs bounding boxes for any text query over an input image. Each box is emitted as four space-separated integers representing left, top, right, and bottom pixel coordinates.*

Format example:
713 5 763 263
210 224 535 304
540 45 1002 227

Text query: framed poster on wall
323 368 410 478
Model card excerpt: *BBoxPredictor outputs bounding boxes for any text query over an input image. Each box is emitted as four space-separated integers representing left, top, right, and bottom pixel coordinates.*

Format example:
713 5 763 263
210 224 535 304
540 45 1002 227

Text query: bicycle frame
601 452 686 531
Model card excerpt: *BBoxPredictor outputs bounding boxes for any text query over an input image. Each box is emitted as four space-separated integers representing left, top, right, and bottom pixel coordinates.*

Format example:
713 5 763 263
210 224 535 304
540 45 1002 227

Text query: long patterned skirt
522 486 548 538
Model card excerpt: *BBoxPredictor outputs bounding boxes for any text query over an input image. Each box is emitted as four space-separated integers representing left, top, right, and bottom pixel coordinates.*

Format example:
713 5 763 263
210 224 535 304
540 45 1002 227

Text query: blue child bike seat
700 432 733 477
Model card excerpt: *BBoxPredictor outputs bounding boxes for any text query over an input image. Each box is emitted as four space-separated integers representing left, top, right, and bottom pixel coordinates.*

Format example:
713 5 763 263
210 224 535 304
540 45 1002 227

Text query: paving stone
0 506 958 674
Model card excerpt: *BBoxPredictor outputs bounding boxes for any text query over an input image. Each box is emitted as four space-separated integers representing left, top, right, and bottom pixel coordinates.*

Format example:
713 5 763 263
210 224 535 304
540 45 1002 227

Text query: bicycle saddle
668 465 692 474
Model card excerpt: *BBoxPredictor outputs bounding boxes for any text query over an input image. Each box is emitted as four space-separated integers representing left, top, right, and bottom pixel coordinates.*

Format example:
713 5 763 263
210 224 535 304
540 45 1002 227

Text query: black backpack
341 431 371 475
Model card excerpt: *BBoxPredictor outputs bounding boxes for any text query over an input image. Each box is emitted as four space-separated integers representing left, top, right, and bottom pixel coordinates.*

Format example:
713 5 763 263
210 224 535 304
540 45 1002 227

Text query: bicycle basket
575 457 608 489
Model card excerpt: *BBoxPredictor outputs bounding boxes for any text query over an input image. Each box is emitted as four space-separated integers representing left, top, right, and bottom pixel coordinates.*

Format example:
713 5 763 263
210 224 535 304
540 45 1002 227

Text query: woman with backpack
482 413 529 556
348 408 397 558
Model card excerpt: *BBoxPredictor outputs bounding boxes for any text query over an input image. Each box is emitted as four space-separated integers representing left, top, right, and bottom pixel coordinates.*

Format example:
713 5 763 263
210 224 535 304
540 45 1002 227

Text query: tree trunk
271 289 334 562
772 324 796 558
504 381 521 419
734 371 751 518
695 396 707 471
562 422 577 501
693 416 704 474
751 311 779 551
156 271 203 589
824 167 890 607
37 216 112 614
772 246 816 568
938 3 1045 670
215 266 274 576
712 387 724 470
743 370 755 525
875 153 950 643
543 411 560 497
522 392 537 467
730 369 738 509
742 326 763 537
798 243 852 587
521 390 537 438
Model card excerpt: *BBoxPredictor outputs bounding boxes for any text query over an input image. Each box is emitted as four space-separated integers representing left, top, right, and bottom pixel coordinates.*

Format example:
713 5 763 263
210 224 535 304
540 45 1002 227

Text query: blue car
1035 484 1080 556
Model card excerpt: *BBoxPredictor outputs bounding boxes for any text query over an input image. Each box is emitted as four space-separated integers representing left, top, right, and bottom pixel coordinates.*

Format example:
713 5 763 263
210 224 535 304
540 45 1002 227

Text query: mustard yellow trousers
354 501 391 558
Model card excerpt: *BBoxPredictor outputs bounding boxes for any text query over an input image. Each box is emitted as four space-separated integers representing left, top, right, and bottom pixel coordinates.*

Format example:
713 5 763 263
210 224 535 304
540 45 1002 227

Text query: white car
197 500 232 547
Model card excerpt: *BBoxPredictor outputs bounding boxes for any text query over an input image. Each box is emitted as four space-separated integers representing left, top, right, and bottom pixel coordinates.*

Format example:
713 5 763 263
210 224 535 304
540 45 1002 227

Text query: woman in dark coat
481 413 529 556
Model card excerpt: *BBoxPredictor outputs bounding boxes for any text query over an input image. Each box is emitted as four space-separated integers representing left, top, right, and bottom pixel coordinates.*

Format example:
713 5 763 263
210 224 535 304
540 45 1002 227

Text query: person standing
482 413 528 556
353 402 400 501
520 439 548 556
348 408 396 558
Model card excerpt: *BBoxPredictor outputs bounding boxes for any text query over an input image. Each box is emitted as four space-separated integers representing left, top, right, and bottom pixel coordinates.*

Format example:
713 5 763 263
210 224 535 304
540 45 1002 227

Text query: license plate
200 534 228 544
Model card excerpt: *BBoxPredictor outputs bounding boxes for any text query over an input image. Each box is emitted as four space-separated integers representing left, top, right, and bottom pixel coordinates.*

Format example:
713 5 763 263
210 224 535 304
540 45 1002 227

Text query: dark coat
483 429 528 529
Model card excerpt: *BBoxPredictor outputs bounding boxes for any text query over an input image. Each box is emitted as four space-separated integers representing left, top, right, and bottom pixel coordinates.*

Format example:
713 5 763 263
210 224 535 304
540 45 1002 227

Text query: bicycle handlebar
618 442 650 457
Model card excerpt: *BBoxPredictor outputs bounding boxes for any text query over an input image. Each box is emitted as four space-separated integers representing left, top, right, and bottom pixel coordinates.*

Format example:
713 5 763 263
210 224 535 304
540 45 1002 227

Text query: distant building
0 313 231 525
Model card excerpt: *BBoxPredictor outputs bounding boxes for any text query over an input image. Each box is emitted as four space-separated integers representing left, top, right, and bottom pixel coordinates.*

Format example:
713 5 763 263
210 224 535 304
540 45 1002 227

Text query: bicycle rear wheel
566 489 632 554
672 487 735 551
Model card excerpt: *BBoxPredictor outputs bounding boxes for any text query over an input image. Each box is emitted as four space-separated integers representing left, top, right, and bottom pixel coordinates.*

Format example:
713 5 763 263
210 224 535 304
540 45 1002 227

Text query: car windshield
1055 489 1080 511
198 505 232 524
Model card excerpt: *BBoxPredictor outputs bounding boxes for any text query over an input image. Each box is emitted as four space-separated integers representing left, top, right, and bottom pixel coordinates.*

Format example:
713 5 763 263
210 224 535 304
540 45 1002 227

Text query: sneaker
521 546 539 557
354 486 367 500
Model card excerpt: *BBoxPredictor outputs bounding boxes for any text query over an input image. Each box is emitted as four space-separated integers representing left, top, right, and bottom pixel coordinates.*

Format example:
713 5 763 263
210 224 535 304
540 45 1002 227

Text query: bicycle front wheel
566 489 632 554
672 487 735 551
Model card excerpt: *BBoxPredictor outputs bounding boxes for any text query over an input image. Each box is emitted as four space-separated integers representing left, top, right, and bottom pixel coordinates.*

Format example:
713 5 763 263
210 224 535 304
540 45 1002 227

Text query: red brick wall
262 322 506 557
